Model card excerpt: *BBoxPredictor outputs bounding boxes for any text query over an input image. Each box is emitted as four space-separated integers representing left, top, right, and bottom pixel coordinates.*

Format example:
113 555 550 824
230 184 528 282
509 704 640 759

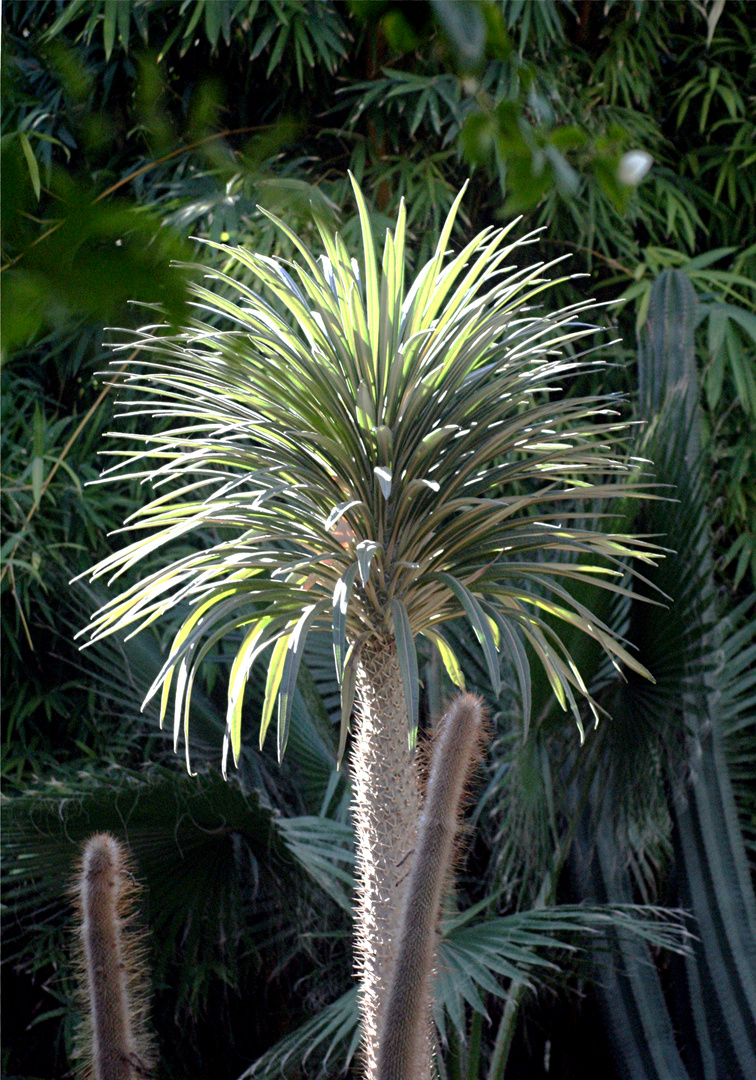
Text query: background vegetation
2 2 754 1079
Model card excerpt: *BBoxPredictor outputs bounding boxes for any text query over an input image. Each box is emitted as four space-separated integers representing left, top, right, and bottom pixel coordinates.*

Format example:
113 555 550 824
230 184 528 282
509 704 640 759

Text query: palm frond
239 898 690 1079
240 986 360 1080
718 594 756 856
2 767 281 1005
434 903 691 1044
1 764 354 1015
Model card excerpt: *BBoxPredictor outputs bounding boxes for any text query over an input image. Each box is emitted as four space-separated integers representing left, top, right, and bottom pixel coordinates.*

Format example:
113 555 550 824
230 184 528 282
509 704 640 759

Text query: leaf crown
78 175 659 770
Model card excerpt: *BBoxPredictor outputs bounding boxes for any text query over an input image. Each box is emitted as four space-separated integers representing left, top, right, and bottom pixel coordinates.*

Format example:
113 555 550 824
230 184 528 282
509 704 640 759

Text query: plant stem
486 984 526 1080
352 636 422 1080
466 1008 484 1080
486 870 555 1080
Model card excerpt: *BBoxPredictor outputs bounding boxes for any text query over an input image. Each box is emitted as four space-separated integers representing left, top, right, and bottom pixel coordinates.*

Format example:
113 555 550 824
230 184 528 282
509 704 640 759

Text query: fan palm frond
240 899 690 1080
578 269 756 1080
1 765 353 1018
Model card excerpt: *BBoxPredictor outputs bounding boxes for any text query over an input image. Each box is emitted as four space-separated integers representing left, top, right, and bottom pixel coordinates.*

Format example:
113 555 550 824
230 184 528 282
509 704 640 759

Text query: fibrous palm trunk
351 636 430 1080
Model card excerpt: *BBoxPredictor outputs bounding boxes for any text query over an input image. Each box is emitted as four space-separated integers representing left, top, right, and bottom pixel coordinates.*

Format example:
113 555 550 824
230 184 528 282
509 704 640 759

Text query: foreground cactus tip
74 832 152 1080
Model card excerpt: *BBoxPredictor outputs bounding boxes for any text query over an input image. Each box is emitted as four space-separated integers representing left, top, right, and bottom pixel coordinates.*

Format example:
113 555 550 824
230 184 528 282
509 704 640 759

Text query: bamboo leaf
19 133 40 200
103 0 118 60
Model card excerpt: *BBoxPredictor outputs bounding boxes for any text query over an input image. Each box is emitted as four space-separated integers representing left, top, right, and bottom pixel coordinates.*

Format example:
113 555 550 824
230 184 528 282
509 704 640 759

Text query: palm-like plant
79 176 658 1078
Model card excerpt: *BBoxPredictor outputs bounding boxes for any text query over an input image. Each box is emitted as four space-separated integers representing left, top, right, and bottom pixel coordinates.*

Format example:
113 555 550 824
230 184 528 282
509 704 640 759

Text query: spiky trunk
351 636 429 1080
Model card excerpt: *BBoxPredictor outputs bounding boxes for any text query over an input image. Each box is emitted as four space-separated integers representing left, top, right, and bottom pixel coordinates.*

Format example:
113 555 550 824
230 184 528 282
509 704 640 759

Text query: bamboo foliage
78 175 659 771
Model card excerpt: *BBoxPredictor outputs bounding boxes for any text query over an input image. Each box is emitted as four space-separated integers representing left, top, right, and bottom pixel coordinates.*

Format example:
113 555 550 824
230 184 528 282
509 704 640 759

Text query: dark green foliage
2 3 755 1079
572 271 756 1080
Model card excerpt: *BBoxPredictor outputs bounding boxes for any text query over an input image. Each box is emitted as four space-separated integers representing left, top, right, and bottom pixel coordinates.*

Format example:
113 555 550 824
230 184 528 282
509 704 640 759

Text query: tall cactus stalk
75 833 151 1080
376 694 487 1080
352 638 423 1079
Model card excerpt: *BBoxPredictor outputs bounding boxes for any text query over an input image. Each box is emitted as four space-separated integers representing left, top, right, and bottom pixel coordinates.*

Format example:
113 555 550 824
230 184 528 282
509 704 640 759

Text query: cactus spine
376 694 487 1080
75 833 151 1080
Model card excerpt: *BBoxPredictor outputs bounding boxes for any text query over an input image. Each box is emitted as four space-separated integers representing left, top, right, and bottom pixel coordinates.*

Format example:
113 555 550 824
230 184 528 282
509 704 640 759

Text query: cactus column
76 833 151 1080
376 694 487 1080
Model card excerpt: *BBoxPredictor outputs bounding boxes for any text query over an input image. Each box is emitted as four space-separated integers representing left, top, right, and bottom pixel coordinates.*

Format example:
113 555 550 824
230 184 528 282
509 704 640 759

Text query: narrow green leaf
41 0 91 41
152 589 238 721
420 424 459 452
173 653 191 755
225 616 275 770
260 633 290 751
404 180 469 337
30 403 45 507
278 602 327 762
30 457 44 509
422 629 465 690
338 641 359 769
349 173 380 363
437 573 501 696
182 663 199 777
374 466 392 499
718 304 756 344
356 379 375 429
103 0 118 59
117 0 130 52
333 562 359 682
326 499 364 532
205 0 221 48
19 133 40 200
355 539 381 585
372 424 393 464
485 607 531 735
389 597 419 747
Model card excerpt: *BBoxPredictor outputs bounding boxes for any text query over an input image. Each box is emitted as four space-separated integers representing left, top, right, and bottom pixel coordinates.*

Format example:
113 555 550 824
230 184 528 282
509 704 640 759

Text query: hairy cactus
376 694 488 1080
74 833 152 1080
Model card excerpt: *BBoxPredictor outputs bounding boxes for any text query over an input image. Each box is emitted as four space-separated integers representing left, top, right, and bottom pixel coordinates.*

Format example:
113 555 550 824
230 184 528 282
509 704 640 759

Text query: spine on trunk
376 693 487 1080
74 833 152 1080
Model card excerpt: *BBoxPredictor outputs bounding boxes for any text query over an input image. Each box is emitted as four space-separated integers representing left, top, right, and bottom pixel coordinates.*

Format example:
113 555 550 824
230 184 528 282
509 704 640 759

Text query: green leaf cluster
78 178 659 772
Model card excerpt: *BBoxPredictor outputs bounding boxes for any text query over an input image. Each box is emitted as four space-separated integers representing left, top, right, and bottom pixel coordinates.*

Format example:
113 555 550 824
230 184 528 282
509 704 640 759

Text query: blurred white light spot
618 150 653 186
